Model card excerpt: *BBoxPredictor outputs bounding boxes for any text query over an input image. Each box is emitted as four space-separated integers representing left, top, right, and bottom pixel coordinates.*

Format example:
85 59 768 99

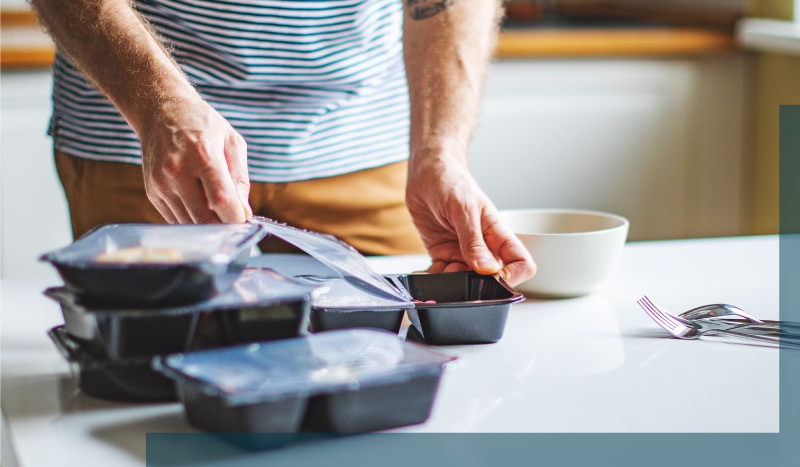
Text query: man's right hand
29 0 252 225
138 97 252 224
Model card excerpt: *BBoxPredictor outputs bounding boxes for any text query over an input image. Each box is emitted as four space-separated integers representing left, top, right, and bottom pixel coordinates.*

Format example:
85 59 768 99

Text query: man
30 0 536 286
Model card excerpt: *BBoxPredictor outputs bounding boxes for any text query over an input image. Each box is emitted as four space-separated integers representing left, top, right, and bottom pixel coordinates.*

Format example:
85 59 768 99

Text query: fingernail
477 256 500 271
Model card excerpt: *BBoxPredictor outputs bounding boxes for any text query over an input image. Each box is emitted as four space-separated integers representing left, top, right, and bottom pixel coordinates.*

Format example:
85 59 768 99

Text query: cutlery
637 295 800 347
677 303 763 323
676 303 800 331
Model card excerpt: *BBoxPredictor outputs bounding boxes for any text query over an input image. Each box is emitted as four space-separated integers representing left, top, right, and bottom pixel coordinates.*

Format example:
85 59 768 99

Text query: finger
451 205 501 275
426 260 448 274
426 259 470 274
482 213 537 285
146 166 197 224
442 261 470 273
225 132 253 219
178 178 223 224
159 190 196 224
497 238 536 285
148 194 180 224
197 152 249 224
501 258 537 286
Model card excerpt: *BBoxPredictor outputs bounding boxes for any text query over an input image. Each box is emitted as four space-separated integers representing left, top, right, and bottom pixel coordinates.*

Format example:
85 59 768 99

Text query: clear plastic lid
44 267 320 315
292 275 413 310
153 329 456 405
41 223 266 265
249 217 413 302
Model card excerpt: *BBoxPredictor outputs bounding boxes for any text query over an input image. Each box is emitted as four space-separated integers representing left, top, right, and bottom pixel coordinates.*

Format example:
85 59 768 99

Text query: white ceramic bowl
499 208 629 298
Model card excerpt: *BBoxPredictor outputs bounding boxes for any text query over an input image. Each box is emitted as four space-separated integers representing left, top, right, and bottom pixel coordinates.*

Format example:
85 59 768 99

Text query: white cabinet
470 55 748 241
1 70 71 279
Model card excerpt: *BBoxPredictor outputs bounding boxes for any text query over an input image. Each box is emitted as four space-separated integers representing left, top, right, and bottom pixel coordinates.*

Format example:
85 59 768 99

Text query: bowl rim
498 207 630 236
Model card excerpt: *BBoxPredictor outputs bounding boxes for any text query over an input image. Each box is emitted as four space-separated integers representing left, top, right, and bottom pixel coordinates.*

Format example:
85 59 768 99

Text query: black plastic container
244 224 524 343
40 223 267 307
48 325 177 402
153 329 456 439
290 276 412 333
250 253 413 333
393 271 524 345
309 307 407 333
44 268 317 359
301 372 441 432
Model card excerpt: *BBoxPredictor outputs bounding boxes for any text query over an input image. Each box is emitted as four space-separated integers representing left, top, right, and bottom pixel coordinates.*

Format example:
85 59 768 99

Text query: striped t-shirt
48 0 409 182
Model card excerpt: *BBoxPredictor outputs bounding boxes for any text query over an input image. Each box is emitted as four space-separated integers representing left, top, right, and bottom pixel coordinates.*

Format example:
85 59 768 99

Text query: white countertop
0 235 783 466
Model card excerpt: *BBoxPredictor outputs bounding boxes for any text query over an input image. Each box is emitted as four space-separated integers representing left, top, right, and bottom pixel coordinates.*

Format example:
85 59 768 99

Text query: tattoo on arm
406 0 454 20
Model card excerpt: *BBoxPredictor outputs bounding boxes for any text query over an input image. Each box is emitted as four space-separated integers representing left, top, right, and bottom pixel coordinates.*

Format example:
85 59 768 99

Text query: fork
637 295 800 347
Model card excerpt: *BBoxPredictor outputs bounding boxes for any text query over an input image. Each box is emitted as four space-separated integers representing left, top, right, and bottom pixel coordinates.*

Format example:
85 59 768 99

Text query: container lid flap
249 217 413 303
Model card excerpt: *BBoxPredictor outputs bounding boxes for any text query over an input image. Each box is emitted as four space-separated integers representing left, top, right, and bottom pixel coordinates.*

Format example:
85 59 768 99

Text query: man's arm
403 0 536 286
30 0 252 224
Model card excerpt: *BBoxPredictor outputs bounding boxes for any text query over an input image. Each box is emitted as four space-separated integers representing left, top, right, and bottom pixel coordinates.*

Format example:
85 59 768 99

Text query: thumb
455 209 501 275
226 132 253 219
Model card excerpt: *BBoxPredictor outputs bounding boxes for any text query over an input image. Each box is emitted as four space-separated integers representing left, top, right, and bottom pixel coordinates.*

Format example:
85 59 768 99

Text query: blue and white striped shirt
49 0 409 182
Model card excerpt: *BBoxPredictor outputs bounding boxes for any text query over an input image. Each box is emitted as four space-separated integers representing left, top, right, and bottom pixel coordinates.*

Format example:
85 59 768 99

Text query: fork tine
641 297 679 331
637 297 669 330
637 295 684 336
636 296 664 326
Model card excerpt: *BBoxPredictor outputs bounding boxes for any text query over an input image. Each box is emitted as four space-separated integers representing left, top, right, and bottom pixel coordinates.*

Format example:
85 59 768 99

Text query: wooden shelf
1 9 737 69
1 9 54 69
495 27 736 58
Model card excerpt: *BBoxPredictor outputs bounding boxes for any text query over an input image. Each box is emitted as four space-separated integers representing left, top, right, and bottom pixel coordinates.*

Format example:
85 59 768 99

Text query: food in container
40 223 267 306
43 268 319 359
152 329 456 441
48 325 177 402
396 271 524 345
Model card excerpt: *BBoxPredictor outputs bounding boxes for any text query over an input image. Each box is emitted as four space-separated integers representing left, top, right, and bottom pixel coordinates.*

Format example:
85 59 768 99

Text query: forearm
403 0 502 164
30 0 197 135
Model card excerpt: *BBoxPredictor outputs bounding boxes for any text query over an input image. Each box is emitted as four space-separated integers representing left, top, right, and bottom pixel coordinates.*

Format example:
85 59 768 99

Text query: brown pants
54 150 425 255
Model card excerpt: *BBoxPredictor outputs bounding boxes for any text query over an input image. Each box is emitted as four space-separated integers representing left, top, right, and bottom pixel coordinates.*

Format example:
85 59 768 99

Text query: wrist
129 80 202 138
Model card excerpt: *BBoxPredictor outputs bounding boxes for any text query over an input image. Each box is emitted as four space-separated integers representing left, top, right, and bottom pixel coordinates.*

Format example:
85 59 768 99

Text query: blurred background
1 0 799 278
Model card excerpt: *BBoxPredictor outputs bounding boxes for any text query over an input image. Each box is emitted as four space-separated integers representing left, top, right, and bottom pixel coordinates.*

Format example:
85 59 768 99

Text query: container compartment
44 268 317 359
209 301 311 347
395 271 524 345
309 308 406 333
301 371 442 432
178 384 307 434
153 329 456 437
48 325 176 402
40 223 267 307
291 275 412 334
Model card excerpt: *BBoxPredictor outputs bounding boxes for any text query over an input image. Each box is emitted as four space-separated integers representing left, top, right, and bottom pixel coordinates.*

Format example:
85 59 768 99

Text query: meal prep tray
44 268 318 360
396 271 524 345
247 219 416 334
291 275 412 333
40 223 267 307
153 329 456 444
48 325 177 402
251 252 523 342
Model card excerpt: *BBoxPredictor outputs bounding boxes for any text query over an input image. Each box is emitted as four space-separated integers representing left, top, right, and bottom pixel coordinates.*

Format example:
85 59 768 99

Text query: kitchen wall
745 0 800 234
0 70 72 279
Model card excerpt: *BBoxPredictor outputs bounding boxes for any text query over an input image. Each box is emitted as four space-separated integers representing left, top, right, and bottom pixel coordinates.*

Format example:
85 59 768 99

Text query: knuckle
232 133 247 151
196 213 221 224
206 187 237 209
236 175 251 189
159 155 183 178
